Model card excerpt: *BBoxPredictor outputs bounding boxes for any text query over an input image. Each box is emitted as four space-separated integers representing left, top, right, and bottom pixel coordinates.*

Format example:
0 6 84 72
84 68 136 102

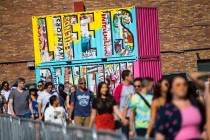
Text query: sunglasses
38 84 43 87
134 85 141 88
175 83 187 88
79 82 86 85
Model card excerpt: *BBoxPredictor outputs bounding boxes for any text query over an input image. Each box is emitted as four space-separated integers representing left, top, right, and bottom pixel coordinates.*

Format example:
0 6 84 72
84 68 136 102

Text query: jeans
122 125 129 139
136 128 147 137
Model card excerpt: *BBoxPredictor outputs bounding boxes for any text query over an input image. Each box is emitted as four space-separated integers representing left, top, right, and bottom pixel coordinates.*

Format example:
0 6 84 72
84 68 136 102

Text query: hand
67 117 72 124
38 116 42 121
12 113 16 117
122 118 129 126
129 130 135 138
31 114 35 120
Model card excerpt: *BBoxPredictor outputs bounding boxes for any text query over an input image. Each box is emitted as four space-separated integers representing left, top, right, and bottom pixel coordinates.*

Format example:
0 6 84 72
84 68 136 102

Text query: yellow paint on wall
73 14 81 43
32 17 41 65
46 16 55 52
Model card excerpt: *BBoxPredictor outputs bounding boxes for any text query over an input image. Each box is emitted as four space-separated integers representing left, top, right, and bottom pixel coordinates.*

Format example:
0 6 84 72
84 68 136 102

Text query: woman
29 88 39 120
146 78 169 138
155 76 206 140
89 82 127 130
66 85 77 122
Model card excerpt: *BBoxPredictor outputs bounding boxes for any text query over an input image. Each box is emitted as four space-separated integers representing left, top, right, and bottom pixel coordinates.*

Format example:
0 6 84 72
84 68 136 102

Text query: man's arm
8 99 15 116
89 109 96 128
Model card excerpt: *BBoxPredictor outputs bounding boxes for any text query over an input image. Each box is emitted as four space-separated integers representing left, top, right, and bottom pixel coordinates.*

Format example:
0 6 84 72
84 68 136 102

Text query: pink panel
134 60 140 78
136 7 160 58
138 59 162 82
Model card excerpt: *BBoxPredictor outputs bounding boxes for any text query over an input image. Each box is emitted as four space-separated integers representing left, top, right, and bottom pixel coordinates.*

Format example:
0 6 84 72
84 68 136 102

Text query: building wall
0 0 210 83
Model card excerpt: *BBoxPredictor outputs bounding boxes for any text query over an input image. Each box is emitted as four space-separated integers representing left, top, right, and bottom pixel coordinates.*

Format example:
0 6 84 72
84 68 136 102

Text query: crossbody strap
136 92 151 108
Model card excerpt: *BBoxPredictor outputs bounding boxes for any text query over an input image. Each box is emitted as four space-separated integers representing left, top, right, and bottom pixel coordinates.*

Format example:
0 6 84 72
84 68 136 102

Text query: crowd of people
0 70 210 140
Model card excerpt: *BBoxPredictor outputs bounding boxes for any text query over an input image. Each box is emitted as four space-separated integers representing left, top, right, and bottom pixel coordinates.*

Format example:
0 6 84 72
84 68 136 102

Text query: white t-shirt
37 91 58 113
1 90 12 114
44 106 66 125
119 85 135 117
37 90 45 96
1 90 11 102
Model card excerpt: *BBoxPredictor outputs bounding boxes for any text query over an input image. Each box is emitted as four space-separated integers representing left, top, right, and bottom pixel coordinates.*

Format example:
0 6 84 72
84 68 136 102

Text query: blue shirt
32 100 39 118
71 89 93 117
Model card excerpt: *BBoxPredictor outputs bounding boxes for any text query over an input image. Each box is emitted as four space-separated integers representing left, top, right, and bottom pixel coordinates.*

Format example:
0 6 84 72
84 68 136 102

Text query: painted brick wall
0 0 210 83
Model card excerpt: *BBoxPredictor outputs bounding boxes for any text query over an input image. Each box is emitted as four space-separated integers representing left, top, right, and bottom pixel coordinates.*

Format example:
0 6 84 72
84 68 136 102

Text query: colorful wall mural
33 6 162 90
32 6 137 65
36 62 134 92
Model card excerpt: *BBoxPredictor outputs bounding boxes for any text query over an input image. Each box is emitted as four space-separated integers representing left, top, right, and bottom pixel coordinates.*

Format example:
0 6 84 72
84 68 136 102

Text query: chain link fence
0 114 127 140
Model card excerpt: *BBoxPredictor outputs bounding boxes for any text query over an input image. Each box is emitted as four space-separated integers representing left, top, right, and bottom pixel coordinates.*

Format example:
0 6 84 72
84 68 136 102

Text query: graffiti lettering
38 18 54 62
63 16 78 60
80 13 97 58
102 12 113 56
113 10 134 56
53 16 64 60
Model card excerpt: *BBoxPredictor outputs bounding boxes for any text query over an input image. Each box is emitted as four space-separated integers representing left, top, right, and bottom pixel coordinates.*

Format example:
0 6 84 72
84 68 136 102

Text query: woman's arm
89 109 96 128
188 72 210 91
29 100 34 119
146 100 158 137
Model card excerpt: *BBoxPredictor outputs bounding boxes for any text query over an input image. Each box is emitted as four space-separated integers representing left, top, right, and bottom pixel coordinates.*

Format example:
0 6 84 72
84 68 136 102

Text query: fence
0 114 154 140
0 114 126 140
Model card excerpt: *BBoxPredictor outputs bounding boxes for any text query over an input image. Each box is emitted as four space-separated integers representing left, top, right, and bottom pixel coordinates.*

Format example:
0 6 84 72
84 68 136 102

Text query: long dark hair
96 82 114 110
153 78 169 100
168 75 206 131
97 82 110 98
1 81 9 90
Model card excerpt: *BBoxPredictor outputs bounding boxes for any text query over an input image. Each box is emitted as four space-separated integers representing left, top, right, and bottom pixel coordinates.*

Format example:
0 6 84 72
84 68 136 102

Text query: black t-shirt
92 96 116 115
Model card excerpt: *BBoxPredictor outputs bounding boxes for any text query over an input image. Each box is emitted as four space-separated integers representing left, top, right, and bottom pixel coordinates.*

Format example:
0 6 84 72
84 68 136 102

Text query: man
129 78 153 138
45 95 66 125
70 78 93 127
58 84 67 108
114 70 135 138
8 78 30 118
37 82 58 121
37 81 45 96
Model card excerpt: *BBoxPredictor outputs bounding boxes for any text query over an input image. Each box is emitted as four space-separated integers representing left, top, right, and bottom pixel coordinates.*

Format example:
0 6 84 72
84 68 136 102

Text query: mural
52 16 64 60
98 65 104 82
113 9 134 56
33 7 162 86
64 67 73 84
73 66 80 85
38 18 53 62
33 7 137 65
38 62 134 91
63 15 77 60
80 66 87 78
80 13 97 58
102 12 113 56
40 69 52 82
